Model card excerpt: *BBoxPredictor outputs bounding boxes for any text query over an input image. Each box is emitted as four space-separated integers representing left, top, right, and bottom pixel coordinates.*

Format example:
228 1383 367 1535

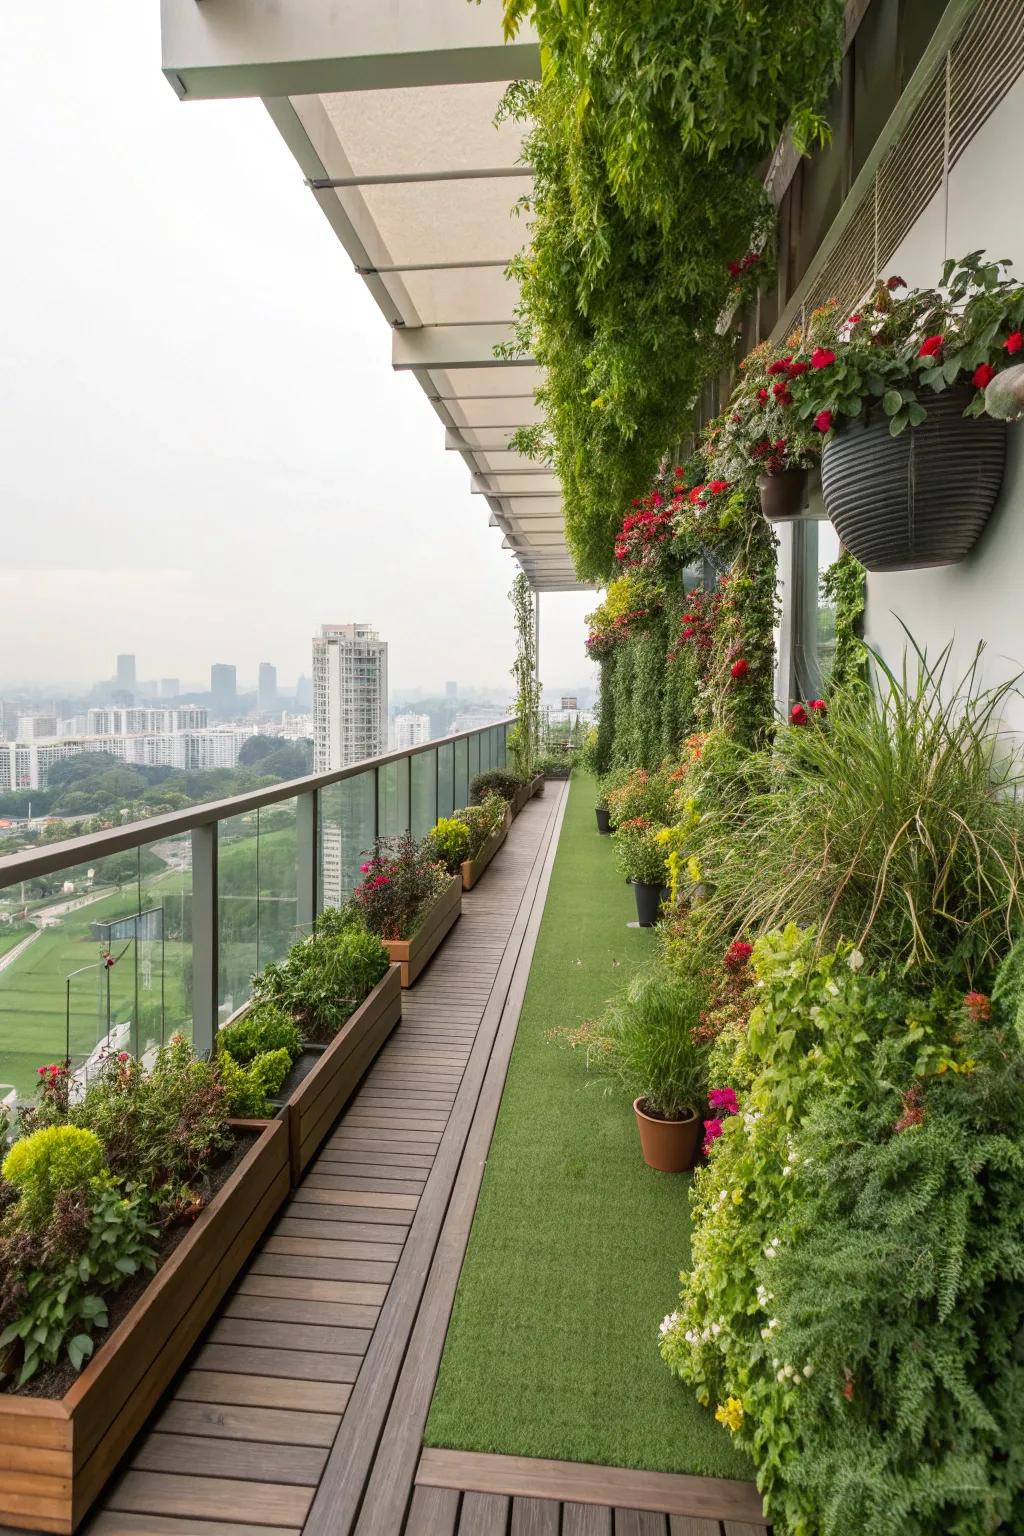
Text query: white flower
848 948 864 972
764 1244 777 1259
768 1318 779 1331
761 1327 771 1340
659 1313 677 1337
803 1363 815 1378
711 1322 721 1337
776 1368 787 1383
685 1329 697 1344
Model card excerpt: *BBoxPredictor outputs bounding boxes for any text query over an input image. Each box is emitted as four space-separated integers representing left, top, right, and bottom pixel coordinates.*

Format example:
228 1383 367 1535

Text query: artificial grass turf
425 772 751 1480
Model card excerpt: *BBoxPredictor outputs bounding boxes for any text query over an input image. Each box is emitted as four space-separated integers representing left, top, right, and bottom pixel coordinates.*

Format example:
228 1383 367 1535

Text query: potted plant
0 1042 288 1534
613 817 669 927
595 788 611 835
220 911 401 1182
352 834 461 987
590 966 709 1173
710 337 820 520
787 254 1018 569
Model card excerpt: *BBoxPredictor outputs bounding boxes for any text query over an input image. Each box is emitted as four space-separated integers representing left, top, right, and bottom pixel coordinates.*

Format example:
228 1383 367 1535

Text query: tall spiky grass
694 639 1024 982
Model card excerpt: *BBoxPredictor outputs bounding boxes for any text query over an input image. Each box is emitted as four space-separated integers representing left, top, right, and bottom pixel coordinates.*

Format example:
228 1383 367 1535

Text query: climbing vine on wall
821 549 868 693
508 572 542 775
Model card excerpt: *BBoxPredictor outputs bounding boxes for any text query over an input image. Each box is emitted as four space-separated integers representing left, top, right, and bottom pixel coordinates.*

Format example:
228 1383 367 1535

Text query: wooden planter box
461 807 511 891
271 964 402 1182
0 1117 288 1535
511 775 544 817
384 874 462 987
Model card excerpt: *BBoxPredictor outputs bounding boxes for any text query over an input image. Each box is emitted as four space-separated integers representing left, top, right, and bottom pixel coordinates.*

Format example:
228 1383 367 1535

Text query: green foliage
251 926 390 1043
218 1004 302 1066
603 764 678 828
820 549 867 694
456 793 508 859
992 934 1024 1045
0 1178 156 1386
219 1047 293 1119
690 643 1024 983
2 1127 104 1230
509 573 542 773
612 821 668 888
470 770 524 803
351 835 451 942
584 964 710 1118
425 816 473 875
533 750 573 779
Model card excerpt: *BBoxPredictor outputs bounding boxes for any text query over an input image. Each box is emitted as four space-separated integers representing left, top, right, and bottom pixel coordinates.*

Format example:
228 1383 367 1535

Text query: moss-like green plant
219 1047 293 1119
2 1126 104 1229
218 1004 302 1067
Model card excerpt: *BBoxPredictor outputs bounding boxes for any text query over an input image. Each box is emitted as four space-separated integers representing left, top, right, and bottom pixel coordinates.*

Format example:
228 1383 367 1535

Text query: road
0 927 42 974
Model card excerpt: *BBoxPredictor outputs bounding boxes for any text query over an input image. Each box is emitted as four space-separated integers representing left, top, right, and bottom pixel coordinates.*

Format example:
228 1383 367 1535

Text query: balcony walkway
77 783 767 1536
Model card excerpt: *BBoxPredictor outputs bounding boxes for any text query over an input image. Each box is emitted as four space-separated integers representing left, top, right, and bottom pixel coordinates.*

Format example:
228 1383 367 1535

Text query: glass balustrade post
190 823 217 1058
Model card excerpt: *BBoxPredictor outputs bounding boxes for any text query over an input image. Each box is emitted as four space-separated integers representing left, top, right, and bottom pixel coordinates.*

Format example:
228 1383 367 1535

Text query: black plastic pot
757 467 808 521
820 385 1007 570
596 806 611 834
631 881 666 928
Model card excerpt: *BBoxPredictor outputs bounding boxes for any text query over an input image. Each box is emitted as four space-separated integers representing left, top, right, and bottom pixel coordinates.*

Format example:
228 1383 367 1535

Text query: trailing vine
821 550 868 693
508 572 542 775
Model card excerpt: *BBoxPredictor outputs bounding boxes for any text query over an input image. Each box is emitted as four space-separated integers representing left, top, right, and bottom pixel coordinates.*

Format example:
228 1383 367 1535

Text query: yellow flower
686 855 702 884
715 1396 744 1432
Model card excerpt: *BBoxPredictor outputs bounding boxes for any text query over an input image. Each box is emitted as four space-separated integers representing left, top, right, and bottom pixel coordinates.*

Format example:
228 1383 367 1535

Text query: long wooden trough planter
0 1116 289 1535
461 808 511 891
384 874 462 987
511 774 545 817
271 963 403 1182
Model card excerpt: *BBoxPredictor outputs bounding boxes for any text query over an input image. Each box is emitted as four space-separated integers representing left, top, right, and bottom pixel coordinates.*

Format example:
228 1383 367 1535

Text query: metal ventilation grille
788 0 1024 331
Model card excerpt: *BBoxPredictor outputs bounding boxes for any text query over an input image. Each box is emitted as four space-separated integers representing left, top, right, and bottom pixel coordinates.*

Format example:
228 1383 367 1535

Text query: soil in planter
269 1045 327 1105
5 1127 259 1401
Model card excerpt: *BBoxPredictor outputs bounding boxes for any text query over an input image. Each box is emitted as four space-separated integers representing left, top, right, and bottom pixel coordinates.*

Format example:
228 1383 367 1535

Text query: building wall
861 76 1024 734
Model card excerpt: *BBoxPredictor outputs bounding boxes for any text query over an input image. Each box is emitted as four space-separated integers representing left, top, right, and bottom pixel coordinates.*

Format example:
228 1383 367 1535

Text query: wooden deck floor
70 781 769 1536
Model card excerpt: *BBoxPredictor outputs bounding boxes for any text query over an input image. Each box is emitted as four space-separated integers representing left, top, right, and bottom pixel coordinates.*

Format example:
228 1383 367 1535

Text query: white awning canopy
162 0 592 592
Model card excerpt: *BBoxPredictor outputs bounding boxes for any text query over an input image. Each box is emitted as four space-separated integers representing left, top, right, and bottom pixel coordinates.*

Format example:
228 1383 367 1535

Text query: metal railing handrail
0 718 517 887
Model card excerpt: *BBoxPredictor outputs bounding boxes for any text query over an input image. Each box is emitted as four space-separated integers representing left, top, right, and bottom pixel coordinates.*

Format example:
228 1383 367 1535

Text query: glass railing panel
468 731 481 787
319 770 376 915
454 736 469 810
411 749 438 839
377 756 410 838
218 811 258 1021
143 830 193 1049
257 798 299 968
496 724 508 769
437 741 455 821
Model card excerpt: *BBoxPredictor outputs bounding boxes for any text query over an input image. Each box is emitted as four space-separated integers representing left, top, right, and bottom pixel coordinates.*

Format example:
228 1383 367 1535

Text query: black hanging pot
757 467 809 521
820 384 1007 571
596 806 611 834
631 881 666 928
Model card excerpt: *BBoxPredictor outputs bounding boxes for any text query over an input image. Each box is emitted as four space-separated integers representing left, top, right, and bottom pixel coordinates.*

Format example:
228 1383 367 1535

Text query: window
792 519 841 702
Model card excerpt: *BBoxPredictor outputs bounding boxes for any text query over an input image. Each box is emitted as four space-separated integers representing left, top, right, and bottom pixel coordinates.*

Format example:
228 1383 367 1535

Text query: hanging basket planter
757 466 809 521
820 385 1007 571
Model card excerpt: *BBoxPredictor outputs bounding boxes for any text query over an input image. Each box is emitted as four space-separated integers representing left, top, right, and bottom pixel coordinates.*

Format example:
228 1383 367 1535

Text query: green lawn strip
425 772 749 1479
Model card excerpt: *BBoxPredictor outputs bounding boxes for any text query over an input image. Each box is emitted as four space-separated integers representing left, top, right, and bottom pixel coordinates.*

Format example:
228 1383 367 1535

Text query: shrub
456 793 507 859
2 1127 104 1230
218 1004 302 1066
691 644 1024 984
534 750 573 779
578 965 710 1118
251 927 390 1042
219 1047 293 1119
425 816 472 874
351 835 450 941
470 770 525 803
313 904 364 940
603 764 678 827
613 819 667 886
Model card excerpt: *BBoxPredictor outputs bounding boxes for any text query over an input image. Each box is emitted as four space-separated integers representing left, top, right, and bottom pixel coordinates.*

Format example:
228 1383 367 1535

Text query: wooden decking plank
194 1344 360 1383
564 1505 614 1536
105 1471 312 1527
251 1253 396 1283
239 1272 388 1304
614 1513 668 1536
226 1292 379 1329
301 1174 426 1195
669 1520 723 1535
152 1399 340 1449
130 1432 327 1488
175 1369 350 1415
264 1233 402 1262
511 1495 562 1534
403 1484 460 1536
209 1317 372 1355
458 1492 510 1535
88 1515 301 1536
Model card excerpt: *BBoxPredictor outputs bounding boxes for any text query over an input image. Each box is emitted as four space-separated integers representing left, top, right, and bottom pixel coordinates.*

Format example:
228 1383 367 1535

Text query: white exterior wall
859 77 1024 734
313 624 388 772
392 712 431 749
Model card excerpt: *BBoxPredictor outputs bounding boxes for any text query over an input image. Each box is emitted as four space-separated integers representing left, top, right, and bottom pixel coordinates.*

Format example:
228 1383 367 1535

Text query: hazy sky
0 2 596 699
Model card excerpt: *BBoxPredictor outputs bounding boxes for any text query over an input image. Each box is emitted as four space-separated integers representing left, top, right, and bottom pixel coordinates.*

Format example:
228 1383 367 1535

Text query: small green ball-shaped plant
2 1125 105 1228
425 817 472 874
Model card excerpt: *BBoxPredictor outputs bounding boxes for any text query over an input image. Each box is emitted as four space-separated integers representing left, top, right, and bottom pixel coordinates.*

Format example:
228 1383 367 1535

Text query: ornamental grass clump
578 965 711 1120
692 640 1024 984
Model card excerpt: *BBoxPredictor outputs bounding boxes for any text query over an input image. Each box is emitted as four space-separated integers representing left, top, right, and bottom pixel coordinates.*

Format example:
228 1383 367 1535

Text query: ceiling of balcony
160 1 587 592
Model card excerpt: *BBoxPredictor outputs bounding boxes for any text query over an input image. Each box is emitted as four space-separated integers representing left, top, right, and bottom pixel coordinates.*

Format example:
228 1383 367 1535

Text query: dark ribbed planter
631 881 667 928
757 467 808 521
596 806 611 834
820 385 1007 570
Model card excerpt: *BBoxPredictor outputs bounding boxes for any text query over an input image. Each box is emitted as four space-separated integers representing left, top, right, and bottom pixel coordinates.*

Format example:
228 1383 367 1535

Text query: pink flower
809 698 827 714
810 347 836 369
359 863 371 874
708 1087 739 1116
814 409 834 433
724 940 753 972
702 1118 723 1156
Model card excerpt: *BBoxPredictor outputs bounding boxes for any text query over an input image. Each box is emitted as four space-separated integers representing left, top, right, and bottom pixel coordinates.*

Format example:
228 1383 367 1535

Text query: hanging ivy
821 549 868 693
508 572 542 774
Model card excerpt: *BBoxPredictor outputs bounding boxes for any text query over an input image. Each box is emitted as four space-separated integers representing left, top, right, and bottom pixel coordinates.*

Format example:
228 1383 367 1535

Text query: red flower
810 347 836 369
707 479 730 494
894 1084 924 1134
766 358 792 376
787 360 808 377
681 625 696 640
772 380 792 404
724 939 753 972
728 260 741 277
730 658 749 680
963 991 991 1023
886 275 906 290
848 313 861 325
843 1378 856 1401
688 485 704 504
1005 331 1023 355
815 409 834 433
809 698 827 714
756 387 769 403
790 703 809 726
702 1118 724 1156
918 334 944 358
972 362 996 389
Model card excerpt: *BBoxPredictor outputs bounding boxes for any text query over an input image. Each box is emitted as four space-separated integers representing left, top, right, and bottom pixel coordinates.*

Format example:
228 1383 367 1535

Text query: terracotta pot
757 466 808 521
633 1099 700 1173
631 880 664 927
595 806 611 834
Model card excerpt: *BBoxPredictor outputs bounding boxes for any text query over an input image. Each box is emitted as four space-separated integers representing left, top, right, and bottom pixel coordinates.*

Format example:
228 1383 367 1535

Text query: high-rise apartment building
210 664 237 716
313 624 388 906
258 662 278 714
392 712 431 749
116 655 136 693
15 714 59 741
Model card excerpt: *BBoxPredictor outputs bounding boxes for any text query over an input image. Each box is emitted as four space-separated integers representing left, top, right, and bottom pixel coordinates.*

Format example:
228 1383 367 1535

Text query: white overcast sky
0 1 596 700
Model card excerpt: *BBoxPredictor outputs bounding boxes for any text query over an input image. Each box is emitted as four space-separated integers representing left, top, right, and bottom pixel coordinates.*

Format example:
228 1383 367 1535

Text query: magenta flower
703 1118 724 1156
360 863 371 874
708 1087 739 1116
